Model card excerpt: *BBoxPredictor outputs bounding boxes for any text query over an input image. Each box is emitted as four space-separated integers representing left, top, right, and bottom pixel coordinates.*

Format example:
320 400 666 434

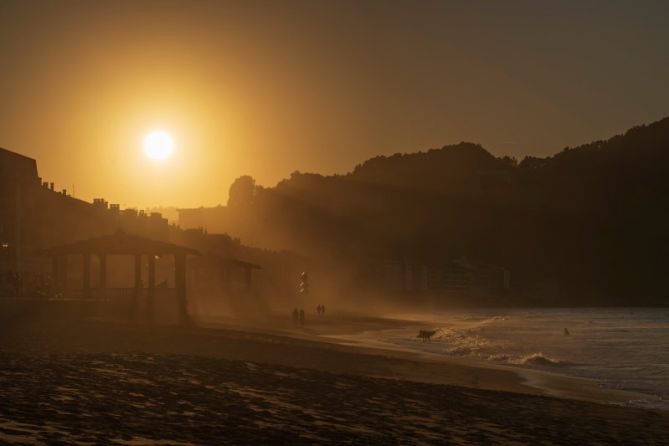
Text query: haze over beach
1 1 669 445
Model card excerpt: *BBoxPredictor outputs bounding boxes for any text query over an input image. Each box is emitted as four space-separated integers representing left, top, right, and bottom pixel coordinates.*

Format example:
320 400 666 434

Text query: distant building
0 147 169 278
375 257 510 298
0 148 40 273
0 147 277 302
177 206 229 232
177 207 205 229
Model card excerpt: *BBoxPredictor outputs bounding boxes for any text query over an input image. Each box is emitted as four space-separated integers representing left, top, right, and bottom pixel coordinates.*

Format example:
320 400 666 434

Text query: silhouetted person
292 308 299 327
299 308 305 328
321 304 325 317
564 328 570 336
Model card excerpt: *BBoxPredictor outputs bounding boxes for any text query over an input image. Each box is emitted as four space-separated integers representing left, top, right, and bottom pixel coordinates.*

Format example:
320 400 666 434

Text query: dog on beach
416 328 442 342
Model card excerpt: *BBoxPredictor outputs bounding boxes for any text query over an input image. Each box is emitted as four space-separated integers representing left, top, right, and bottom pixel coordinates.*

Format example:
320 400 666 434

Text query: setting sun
143 130 175 161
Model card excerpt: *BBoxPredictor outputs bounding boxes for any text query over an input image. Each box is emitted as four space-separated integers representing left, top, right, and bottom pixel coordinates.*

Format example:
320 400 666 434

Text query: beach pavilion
190 254 261 293
38 231 200 324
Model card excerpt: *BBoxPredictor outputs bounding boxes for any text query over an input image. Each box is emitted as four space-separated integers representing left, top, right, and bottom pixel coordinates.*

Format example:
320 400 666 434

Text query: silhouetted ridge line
177 116 669 305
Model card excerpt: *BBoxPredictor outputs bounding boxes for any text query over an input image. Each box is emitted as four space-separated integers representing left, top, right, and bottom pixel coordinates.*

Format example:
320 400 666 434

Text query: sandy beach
1 303 668 444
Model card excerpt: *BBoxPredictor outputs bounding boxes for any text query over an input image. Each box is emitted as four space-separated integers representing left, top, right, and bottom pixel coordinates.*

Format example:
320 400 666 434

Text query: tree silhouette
201 117 669 305
227 175 256 208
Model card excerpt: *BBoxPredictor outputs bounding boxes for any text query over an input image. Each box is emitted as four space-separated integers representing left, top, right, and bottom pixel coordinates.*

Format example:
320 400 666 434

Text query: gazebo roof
37 231 200 256
193 253 262 270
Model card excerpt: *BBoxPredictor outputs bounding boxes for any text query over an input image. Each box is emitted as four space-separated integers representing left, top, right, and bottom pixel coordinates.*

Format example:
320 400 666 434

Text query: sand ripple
0 352 667 445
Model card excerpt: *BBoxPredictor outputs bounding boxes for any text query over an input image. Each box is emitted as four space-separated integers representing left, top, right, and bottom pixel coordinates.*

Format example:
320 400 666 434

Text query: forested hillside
187 118 669 304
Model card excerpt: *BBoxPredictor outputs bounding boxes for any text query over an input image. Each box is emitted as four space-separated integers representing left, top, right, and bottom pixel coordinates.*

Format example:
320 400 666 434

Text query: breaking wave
487 354 510 362
351 308 669 409
516 353 571 367
486 352 571 367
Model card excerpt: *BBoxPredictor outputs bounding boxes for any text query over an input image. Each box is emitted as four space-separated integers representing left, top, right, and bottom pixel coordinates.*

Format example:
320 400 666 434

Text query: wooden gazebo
38 231 199 324
195 254 261 291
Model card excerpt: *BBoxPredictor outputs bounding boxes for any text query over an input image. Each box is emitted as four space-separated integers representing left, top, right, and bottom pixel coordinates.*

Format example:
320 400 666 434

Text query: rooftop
37 231 200 256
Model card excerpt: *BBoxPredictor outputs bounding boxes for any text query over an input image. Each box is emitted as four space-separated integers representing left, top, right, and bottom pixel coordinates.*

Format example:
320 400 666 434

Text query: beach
1 304 668 444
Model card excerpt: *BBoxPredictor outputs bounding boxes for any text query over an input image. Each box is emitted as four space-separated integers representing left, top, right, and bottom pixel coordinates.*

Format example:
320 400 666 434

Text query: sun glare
143 130 175 161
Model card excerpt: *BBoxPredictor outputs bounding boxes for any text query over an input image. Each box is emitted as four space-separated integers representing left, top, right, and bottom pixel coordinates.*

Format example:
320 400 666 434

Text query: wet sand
200 313 657 406
1 307 668 444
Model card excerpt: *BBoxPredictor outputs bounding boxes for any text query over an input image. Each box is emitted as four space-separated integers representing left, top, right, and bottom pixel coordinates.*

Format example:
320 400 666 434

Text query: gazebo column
148 255 156 291
147 254 156 322
175 253 190 325
134 254 142 290
99 254 107 289
82 253 91 298
131 254 142 321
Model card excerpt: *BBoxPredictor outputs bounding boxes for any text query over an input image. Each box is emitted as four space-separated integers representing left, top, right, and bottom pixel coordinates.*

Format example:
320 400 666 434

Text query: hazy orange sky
1 0 668 207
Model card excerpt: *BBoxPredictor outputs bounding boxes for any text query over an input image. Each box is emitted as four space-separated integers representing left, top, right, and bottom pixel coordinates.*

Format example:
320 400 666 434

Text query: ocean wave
446 346 474 356
487 354 510 362
516 353 571 367
393 309 669 409
457 315 508 325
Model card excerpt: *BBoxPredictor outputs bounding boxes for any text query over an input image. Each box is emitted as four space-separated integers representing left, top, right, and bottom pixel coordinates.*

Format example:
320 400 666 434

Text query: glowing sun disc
143 130 175 160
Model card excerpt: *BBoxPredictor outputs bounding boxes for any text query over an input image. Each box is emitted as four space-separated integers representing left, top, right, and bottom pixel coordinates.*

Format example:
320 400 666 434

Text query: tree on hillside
228 175 256 208
203 116 669 304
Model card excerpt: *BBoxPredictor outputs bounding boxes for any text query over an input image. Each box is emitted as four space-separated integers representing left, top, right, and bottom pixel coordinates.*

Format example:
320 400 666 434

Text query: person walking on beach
292 308 299 327
299 308 305 328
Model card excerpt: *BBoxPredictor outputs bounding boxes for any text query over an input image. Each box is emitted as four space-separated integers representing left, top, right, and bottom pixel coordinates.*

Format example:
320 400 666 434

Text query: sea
330 308 669 410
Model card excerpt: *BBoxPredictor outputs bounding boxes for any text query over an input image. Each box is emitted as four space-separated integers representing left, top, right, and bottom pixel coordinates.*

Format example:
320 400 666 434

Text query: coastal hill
180 117 669 305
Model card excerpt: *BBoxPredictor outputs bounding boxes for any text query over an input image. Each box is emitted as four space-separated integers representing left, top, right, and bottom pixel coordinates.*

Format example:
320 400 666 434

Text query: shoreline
194 312 659 408
0 299 660 409
2 308 668 443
